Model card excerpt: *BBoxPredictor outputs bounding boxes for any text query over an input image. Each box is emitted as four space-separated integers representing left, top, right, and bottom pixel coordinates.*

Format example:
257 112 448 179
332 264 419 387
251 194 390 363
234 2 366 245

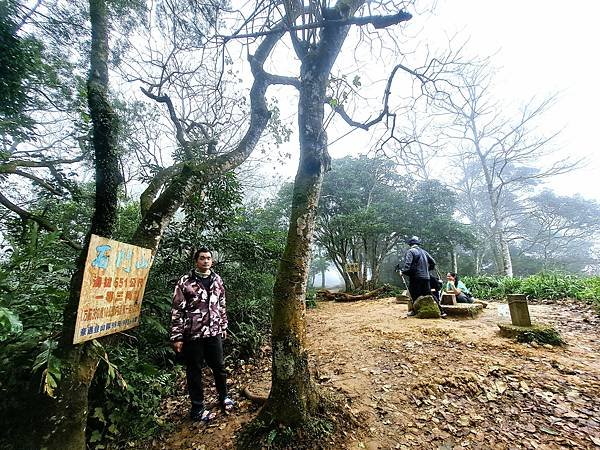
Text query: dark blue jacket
401 245 436 279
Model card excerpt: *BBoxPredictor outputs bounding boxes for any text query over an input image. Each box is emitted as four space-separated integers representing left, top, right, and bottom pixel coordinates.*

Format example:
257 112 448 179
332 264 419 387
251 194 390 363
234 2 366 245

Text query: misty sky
267 1 600 201
425 0 599 200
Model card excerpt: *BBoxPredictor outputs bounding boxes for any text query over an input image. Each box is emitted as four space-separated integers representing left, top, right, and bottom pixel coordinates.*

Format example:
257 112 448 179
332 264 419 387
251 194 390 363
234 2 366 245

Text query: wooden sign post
73 234 153 344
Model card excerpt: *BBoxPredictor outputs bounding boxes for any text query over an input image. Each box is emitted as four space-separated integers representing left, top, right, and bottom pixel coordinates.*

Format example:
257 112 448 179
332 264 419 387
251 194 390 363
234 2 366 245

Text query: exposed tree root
241 386 268 404
236 386 361 450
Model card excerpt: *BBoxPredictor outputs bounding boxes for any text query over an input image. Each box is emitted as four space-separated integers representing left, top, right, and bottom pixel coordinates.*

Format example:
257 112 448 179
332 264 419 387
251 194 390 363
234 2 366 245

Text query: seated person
445 272 473 303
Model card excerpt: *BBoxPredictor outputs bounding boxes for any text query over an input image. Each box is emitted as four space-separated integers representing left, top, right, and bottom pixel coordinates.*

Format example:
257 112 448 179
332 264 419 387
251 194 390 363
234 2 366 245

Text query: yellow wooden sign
345 262 360 273
73 234 153 344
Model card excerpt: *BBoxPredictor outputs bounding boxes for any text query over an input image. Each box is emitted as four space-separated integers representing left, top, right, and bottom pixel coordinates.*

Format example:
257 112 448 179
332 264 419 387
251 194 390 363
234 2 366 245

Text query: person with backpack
170 247 235 422
400 236 437 316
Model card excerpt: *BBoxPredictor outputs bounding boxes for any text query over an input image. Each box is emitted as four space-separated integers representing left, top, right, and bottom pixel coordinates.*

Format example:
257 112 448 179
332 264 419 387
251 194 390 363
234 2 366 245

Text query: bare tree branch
0 191 82 250
220 10 412 41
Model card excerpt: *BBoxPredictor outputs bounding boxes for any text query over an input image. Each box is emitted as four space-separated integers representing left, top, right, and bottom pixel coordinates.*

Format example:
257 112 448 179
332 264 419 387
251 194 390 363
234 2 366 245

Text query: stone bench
441 303 484 318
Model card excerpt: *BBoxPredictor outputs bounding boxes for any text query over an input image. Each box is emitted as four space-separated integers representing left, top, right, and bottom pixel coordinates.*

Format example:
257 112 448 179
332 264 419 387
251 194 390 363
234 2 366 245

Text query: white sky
260 0 600 201
425 0 600 200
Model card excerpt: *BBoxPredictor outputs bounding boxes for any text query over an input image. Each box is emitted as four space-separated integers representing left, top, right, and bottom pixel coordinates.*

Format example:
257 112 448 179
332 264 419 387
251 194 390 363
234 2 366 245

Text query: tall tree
115 0 289 253
437 61 577 276
227 0 462 443
38 0 121 447
317 156 471 290
317 156 407 290
516 190 600 272
0 0 90 248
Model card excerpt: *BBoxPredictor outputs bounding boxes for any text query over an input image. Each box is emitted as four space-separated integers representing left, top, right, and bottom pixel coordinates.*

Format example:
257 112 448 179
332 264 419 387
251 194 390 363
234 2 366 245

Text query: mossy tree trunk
244 2 413 433
38 1 121 448
261 64 330 424
257 4 360 426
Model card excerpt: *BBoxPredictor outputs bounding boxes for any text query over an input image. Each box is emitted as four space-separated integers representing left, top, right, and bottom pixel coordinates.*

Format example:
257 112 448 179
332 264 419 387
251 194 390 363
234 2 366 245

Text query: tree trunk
341 269 353 291
331 256 353 291
259 72 328 424
471 116 514 278
320 268 326 288
38 1 121 448
349 270 362 291
450 248 458 273
499 237 513 277
370 257 381 288
475 250 482 274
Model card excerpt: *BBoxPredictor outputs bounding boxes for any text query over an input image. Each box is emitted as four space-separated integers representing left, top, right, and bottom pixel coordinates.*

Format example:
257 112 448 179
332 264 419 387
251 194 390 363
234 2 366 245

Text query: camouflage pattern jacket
170 270 228 342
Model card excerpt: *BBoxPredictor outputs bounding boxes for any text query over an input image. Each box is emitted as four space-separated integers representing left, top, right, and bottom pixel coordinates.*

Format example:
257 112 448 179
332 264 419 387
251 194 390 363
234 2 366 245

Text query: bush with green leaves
463 273 600 305
87 341 179 448
0 188 286 448
0 229 75 448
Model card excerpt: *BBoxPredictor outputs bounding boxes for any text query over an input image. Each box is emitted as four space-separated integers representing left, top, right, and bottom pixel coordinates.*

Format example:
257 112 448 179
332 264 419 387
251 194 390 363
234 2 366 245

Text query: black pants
183 336 227 407
408 277 431 301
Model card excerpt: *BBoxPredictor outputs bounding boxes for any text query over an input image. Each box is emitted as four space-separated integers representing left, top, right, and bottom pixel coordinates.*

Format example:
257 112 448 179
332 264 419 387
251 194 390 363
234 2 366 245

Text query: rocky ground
151 298 600 449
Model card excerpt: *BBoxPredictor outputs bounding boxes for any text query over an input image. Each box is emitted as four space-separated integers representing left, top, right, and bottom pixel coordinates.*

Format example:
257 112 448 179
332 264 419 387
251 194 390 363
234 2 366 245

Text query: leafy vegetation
463 273 600 305
0 182 285 448
1 0 599 448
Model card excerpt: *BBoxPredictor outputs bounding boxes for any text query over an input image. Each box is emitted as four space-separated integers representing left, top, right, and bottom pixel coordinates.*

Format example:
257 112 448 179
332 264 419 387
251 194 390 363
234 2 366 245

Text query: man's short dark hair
193 246 212 261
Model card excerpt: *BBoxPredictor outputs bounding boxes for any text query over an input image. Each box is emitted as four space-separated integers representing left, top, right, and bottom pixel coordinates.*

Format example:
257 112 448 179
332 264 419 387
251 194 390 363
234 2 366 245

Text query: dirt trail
153 299 600 450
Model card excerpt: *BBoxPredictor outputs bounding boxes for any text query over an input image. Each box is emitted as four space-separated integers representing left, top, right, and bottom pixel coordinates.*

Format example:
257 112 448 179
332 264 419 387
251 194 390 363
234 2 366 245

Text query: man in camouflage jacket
170 246 234 421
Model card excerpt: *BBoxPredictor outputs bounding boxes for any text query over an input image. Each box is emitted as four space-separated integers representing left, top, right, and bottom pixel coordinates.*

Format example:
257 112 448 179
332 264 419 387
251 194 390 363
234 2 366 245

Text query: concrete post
507 294 531 327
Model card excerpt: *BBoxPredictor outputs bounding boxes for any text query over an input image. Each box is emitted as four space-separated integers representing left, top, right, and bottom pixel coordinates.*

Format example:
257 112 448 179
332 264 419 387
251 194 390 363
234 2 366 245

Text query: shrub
464 273 600 304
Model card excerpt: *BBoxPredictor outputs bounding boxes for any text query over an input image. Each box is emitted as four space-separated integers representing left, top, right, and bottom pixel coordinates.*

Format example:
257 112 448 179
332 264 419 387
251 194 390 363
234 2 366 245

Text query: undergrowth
462 273 600 307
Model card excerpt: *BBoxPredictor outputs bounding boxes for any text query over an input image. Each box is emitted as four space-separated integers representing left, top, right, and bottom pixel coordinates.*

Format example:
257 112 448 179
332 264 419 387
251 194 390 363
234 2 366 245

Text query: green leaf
90 430 102 443
267 429 278 445
0 307 23 340
93 407 106 423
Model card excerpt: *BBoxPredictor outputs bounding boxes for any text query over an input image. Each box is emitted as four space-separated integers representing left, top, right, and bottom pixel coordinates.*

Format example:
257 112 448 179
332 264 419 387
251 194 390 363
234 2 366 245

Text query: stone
413 295 442 319
441 303 484 318
473 299 488 308
395 290 410 304
507 294 531 326
440 293 456 305
497 322 563 346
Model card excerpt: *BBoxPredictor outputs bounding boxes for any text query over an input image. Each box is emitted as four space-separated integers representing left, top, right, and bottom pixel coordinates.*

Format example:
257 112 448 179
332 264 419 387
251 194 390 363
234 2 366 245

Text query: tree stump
507 294 531 327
